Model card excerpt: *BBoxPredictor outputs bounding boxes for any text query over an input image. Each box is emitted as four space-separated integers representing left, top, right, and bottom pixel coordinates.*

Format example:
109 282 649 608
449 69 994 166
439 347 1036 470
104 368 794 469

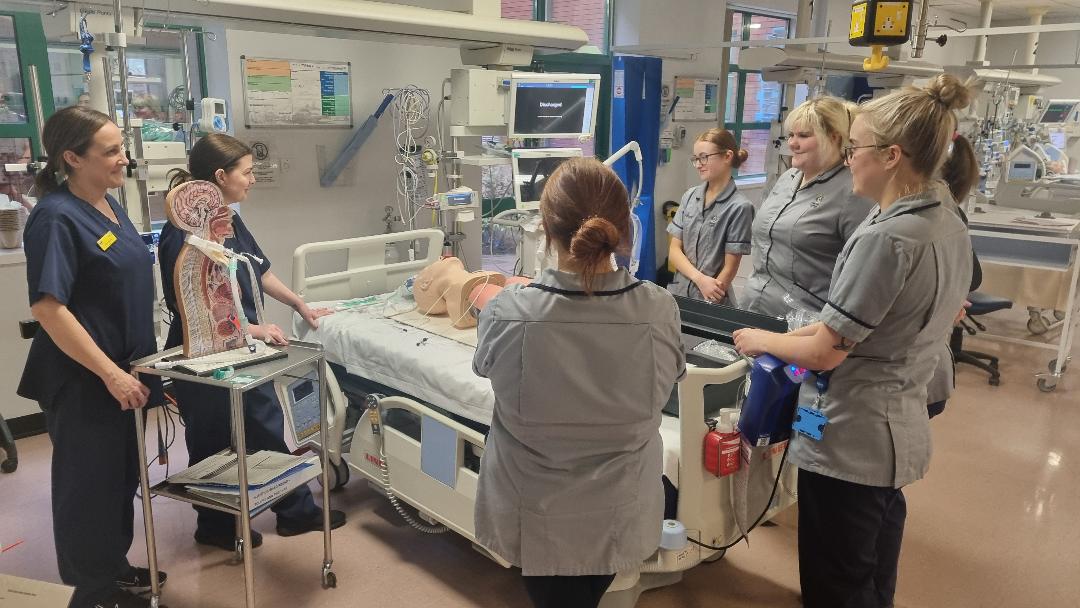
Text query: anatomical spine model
166 180 245 357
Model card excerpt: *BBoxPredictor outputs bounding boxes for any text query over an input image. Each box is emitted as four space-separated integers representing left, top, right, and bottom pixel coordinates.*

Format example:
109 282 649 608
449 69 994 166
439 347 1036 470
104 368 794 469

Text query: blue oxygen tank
737 354 802 447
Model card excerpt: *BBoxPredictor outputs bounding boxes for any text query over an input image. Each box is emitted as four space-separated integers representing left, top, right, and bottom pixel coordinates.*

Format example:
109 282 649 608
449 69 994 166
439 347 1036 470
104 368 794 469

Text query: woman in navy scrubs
158 134 343 551
18 107 165 608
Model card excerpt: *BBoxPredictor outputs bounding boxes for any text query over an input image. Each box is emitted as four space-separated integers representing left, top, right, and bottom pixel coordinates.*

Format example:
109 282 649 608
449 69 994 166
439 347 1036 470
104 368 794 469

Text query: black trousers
173 381 317 533
44 378 138 607
521 574 616 608
798 469 906 608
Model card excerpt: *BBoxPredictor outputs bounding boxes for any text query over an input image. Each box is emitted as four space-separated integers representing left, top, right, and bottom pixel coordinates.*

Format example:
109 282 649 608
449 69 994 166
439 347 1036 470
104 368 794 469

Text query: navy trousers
798 468 907 608
173 381 318 533
45 377 138 607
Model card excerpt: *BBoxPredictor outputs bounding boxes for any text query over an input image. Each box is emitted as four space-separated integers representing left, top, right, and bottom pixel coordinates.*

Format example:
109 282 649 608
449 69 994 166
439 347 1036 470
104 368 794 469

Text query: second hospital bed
286 229 798 607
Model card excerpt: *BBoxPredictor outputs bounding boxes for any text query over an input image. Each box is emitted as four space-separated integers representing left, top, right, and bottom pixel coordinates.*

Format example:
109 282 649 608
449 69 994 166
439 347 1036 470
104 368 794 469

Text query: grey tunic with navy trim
742 165 875 318
473 268 686 575
789 191 972 488
666 181 754 304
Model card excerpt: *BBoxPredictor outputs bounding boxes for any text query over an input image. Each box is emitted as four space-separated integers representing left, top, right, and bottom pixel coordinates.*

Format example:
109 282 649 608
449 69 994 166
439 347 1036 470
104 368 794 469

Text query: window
0 11 53 163
501 0 610 52
48 28 205 123
725 10 791 181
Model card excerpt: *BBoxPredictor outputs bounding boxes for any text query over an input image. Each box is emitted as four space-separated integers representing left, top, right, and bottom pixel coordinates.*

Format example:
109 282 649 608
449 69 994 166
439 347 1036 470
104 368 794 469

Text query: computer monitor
1039 99 1080 124
511 148 583 210
508 73 601 140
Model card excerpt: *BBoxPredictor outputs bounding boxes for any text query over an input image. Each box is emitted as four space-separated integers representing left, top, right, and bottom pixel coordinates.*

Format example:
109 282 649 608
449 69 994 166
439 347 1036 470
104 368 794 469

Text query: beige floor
2 311 1079 608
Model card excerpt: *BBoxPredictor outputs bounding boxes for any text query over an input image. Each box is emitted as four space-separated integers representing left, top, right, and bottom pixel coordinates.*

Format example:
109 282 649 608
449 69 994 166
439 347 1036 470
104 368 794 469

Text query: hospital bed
288 229 798 606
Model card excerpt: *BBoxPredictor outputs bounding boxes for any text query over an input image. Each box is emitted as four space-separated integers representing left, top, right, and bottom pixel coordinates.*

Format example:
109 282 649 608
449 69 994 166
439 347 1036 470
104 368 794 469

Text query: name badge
97 231 117 251
793 406 829 441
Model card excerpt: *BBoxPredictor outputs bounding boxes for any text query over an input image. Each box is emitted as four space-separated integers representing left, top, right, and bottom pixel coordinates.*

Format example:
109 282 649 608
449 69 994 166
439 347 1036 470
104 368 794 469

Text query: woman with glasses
666 128 753 305
732 74 976 608
741 97 875 321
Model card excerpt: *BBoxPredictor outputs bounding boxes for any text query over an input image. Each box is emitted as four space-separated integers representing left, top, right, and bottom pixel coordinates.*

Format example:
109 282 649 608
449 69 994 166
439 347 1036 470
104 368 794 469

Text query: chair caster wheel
319 459 350 491
989 376 1000 387
1054 310 1065 321
1037 377 1057 393
1 458 16 473
1027 316 1050 335
322 570 337 589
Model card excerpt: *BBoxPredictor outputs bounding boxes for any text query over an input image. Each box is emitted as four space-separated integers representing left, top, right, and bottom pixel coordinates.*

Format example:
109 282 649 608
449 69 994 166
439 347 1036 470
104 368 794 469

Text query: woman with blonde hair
742 96 875 320
667 128 754 305
474 158 685 607
733 74 976 607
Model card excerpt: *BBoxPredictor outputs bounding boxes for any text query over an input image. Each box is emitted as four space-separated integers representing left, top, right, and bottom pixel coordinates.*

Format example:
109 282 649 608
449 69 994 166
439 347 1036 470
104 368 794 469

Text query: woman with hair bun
667 128 754 305
733 74 976 607
473 157 686 607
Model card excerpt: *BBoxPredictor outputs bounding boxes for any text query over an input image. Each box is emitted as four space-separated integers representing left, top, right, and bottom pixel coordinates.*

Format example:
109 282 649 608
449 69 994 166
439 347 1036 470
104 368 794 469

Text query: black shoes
92 586 167 608
194 527 264 551
114 566 166 593
276 509 347 537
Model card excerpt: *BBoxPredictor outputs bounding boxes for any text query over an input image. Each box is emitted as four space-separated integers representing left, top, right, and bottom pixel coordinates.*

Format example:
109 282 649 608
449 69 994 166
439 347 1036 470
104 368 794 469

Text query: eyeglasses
841 144 911 162
689 152 724 167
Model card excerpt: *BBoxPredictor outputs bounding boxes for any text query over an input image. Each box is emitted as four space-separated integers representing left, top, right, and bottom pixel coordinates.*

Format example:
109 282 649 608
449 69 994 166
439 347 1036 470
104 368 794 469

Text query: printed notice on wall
242 56 352 128
672 76 720 122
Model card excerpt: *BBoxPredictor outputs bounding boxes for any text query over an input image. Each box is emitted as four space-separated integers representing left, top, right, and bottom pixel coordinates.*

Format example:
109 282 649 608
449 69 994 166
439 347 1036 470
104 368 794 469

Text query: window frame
723 8 793 181
507 0 611 53
0 10 55 160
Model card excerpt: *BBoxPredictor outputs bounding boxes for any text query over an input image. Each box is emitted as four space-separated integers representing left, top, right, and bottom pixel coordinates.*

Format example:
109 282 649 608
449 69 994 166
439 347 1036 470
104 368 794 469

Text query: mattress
294 298 685 486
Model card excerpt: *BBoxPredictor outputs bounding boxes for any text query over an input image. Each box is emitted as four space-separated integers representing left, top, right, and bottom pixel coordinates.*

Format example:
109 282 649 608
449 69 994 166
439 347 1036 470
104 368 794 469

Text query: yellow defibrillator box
849 0 913 71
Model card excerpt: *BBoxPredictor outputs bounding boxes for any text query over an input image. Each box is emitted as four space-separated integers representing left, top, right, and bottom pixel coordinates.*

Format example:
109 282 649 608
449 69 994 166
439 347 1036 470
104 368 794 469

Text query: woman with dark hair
667 128 754 305
159 134 344 551
18 106 165 608
473 158 686 607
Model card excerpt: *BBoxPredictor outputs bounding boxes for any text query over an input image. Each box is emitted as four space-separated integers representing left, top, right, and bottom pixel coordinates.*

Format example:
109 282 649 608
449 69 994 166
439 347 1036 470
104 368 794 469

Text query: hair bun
570 216 621 262
736 149 749 165
927 74 973 112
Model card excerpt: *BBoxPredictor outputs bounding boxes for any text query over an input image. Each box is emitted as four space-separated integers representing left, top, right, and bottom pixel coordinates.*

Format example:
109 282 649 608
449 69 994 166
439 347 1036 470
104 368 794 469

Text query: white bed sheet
294 299 683 485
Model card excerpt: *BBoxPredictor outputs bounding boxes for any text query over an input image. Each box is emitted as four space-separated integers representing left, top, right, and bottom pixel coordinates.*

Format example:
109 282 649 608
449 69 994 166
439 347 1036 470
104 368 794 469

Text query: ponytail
34 160 62 197
168 167 194 191
941 134 979 203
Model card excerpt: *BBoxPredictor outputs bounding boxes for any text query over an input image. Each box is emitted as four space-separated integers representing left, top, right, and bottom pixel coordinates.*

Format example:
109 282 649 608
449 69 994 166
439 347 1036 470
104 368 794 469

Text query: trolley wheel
1054 310 1066 321
322 571 337 589
703 548 727 563
1037 377 1058 393
1027 316 1050 335
1 458 16 474
320 459 351 491
989 376 1000 387
1049 359 1068 373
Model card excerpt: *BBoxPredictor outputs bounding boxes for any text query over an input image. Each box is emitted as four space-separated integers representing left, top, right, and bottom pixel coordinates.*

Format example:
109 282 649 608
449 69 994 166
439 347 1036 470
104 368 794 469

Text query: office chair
0 414 15 473
951 291 1013 386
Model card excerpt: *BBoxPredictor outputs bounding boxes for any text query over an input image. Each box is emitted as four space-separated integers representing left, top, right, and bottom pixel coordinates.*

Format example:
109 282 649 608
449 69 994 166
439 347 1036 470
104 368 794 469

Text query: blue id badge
793 406 829 441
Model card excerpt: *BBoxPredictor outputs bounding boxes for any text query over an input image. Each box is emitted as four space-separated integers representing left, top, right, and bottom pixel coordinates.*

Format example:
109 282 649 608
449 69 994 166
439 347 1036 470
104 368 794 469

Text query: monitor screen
1049 130 1067 150
1040 101 1078 124
512 148 583 210
510 77 599 139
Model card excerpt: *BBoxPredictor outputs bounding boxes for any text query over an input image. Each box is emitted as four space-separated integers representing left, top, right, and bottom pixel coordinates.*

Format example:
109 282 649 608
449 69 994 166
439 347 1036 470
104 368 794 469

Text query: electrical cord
686 441 791 553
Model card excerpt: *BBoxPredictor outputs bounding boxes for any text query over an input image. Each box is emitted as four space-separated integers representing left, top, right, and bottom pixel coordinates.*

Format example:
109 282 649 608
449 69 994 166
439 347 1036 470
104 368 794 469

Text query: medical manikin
166 180 265 357
413 257 531 329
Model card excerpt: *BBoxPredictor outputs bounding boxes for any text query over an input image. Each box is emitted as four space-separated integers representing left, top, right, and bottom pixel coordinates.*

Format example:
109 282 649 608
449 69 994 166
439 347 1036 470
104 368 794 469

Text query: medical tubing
228 258 247 335
685 442 791 552
368 400 448 534
237 255 266 327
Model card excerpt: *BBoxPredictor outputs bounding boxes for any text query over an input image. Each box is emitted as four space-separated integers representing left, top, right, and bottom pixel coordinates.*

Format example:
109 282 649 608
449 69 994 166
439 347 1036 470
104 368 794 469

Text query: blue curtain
610 55 662 281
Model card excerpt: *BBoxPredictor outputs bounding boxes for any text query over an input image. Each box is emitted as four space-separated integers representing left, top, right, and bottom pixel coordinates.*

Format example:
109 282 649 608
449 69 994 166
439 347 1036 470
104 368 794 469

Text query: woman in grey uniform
473 158 686 608
741 96 875 320
732 74 976 608
667 128 754 305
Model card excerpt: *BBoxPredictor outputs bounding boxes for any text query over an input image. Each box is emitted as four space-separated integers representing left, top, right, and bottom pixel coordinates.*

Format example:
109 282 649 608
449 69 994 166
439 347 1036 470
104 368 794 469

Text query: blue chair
951 292 1013 386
